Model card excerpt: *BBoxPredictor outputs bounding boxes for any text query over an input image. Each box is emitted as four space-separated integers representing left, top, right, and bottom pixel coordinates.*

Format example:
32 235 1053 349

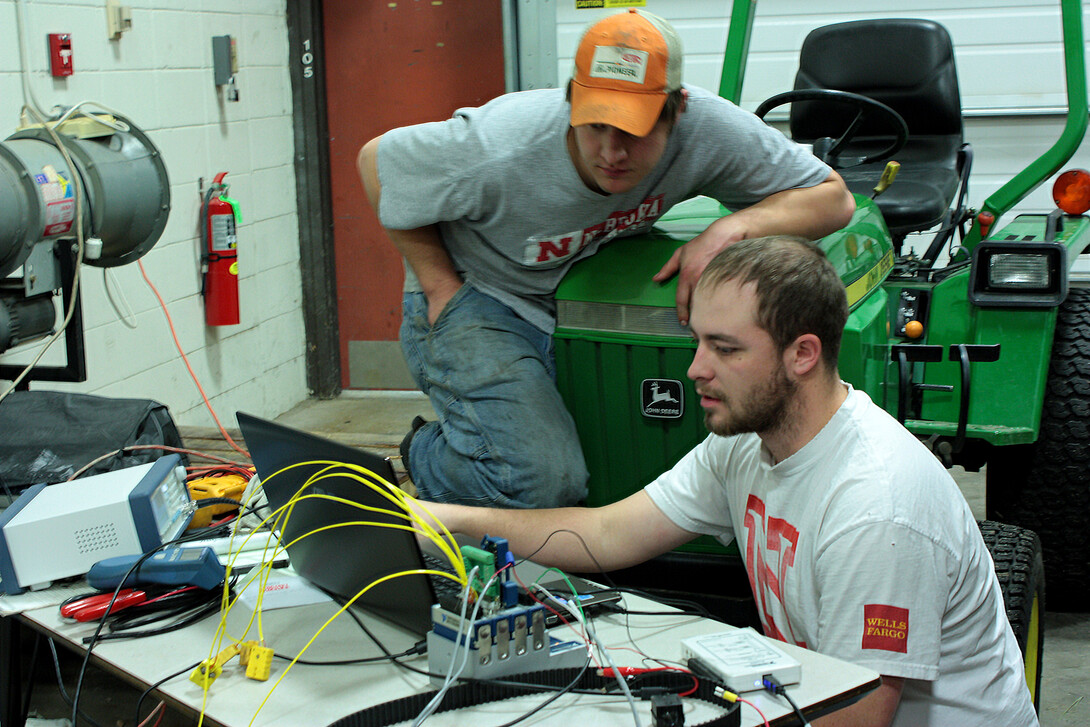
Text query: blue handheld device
87 546 225 590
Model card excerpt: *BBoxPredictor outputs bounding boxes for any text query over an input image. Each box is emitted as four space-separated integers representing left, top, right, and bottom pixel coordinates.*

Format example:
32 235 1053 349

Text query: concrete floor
21 391 1090 725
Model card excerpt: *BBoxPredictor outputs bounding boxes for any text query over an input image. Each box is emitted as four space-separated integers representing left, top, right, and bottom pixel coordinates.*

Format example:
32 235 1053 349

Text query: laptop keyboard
422 551 466 603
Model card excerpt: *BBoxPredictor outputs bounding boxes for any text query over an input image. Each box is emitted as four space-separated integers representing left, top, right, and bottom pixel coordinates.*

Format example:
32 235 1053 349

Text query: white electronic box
0 454 194 595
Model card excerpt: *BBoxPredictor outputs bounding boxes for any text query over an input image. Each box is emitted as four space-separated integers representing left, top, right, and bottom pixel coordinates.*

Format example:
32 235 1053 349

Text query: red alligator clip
60 590 147 622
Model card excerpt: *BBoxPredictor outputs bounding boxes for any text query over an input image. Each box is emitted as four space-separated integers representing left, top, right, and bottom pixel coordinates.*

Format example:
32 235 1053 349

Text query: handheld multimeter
87 546 225 590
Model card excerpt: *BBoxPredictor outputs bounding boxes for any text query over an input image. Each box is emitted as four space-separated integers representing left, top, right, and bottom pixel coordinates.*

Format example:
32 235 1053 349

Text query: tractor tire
978 520 1045 713
987 286 1090 611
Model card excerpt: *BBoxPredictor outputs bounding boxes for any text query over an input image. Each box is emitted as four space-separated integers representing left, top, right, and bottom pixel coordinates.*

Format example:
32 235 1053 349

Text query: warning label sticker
36 165 76 237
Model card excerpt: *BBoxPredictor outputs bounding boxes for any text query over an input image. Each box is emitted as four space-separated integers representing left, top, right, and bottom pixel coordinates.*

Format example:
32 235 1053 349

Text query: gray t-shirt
377 85 831 333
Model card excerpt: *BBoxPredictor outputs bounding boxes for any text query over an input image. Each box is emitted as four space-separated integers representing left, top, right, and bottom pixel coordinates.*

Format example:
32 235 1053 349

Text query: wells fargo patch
862 604 909 653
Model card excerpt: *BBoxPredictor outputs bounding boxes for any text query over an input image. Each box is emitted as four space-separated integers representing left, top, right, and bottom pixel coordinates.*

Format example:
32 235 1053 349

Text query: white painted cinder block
0 0 307 430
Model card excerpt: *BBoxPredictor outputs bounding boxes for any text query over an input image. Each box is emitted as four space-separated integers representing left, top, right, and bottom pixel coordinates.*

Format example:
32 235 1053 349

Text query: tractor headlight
969 241 1067 307
988 253 1053 288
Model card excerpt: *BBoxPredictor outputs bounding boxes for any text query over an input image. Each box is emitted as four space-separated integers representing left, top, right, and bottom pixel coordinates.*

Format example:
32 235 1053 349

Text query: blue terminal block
480 534 519 607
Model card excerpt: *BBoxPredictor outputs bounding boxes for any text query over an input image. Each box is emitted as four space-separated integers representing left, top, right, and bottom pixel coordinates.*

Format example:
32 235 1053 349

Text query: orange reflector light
1053 168 1090 214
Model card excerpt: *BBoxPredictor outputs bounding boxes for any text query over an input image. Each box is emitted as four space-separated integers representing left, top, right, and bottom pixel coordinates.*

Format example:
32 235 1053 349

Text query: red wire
738 697 771 726
141 586 198 606
67 445 251 482
138 260 250 459
209 513 238 527
509 568 571 627
678 674 700 697
136 701 165 727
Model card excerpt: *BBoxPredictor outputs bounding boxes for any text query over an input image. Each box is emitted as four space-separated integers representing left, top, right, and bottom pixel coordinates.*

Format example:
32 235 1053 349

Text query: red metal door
322 0 506 388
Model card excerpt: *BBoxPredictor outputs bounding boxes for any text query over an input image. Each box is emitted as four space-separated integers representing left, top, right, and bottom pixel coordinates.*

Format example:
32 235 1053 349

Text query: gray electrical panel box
212 35 233 86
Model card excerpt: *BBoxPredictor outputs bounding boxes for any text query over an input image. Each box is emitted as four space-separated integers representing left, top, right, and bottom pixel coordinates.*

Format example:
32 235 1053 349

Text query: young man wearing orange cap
358 9 855 509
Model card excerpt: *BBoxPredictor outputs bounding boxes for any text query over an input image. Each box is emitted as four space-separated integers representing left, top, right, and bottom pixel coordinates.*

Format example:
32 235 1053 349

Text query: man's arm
423 490 905 724
814 676 904 727
415 490 696 573
653 171 856 325
358 136 464 325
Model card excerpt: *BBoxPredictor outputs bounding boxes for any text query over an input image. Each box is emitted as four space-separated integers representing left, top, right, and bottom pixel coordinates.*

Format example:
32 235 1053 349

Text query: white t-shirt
646 387 1037 727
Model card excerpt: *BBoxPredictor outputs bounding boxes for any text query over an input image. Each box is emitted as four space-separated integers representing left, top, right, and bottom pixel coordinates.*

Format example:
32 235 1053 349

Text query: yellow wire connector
714 686 740 703
189 643 241 689
245 645 275 681
238 640 263 665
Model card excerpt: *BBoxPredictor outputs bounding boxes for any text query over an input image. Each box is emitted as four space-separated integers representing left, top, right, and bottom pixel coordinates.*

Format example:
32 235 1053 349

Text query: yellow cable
197 458 472 723
247 568 454 727
257 460 467 579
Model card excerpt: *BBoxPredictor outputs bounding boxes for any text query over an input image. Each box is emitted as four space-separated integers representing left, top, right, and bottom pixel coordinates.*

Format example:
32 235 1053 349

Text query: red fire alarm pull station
49 33 73 77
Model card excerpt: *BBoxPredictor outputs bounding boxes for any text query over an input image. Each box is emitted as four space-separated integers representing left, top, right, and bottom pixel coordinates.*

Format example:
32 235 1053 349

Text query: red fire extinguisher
201 172 241 326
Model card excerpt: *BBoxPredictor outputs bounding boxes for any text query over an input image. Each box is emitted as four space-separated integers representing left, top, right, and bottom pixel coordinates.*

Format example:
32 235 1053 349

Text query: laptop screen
236 412 438 637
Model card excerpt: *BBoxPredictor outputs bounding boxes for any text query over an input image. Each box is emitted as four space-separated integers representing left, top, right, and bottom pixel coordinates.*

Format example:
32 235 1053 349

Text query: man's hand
425 279 464 326
651 172 856 325
652 219 746 326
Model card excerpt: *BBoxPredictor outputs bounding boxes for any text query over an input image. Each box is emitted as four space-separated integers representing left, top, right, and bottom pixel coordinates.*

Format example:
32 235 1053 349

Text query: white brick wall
0 0 307 428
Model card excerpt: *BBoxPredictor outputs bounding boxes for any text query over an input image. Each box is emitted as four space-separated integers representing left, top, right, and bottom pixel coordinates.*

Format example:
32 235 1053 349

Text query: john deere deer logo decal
641 379 683 419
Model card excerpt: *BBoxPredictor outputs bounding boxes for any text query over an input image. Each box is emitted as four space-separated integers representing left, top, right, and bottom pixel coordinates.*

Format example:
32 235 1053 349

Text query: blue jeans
399 286 589 508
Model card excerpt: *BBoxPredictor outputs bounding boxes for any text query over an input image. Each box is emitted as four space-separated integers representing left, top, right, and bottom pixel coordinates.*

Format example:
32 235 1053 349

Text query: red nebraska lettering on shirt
528 195 664 264
862 604 909 653
743 494 806 648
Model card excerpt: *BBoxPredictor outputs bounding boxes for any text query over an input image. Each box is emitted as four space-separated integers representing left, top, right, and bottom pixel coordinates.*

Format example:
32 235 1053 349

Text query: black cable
763 676 810 726
71 549 161 726
490 657 591 727
47 638 106 727
601 588 713 619
193 496 246 510
84 599 223 643
274 640 427 666
520 528 609 575
70 529 235 726
20 633 40 725
133 659 203 727
318 587 446 678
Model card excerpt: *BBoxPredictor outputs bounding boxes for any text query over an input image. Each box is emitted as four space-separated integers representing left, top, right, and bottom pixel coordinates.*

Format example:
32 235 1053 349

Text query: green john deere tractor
554 0 1089 709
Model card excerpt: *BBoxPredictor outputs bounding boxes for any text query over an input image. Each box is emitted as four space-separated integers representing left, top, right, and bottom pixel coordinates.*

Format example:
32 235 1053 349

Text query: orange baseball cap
570 9 683 137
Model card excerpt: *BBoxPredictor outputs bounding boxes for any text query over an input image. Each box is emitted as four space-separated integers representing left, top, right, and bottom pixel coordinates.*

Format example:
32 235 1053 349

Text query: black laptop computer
236 411 459 638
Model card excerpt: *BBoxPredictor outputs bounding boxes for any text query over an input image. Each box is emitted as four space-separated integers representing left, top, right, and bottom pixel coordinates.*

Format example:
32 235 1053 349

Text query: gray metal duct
0 112 170 355
0 113 170 279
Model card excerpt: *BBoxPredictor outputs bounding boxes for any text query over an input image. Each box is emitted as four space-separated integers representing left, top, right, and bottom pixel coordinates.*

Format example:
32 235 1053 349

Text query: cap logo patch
590 46 648 84
862 604 909 653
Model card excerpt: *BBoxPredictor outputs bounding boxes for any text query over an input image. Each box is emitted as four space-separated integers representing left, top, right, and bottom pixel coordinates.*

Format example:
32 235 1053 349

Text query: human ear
785 333 822 377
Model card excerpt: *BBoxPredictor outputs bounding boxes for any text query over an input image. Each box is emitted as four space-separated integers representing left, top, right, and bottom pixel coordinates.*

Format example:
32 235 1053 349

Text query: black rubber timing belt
325 667 740 727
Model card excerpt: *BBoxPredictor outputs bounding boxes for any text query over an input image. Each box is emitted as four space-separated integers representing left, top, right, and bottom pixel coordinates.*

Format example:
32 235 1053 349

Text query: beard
700 364 798 438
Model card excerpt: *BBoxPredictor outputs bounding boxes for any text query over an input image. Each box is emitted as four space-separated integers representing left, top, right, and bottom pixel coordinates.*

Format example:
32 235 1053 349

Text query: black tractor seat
787 18 971 252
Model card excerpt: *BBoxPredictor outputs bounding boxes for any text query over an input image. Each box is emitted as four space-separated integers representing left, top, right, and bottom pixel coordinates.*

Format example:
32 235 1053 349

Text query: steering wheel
754 89 908 168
